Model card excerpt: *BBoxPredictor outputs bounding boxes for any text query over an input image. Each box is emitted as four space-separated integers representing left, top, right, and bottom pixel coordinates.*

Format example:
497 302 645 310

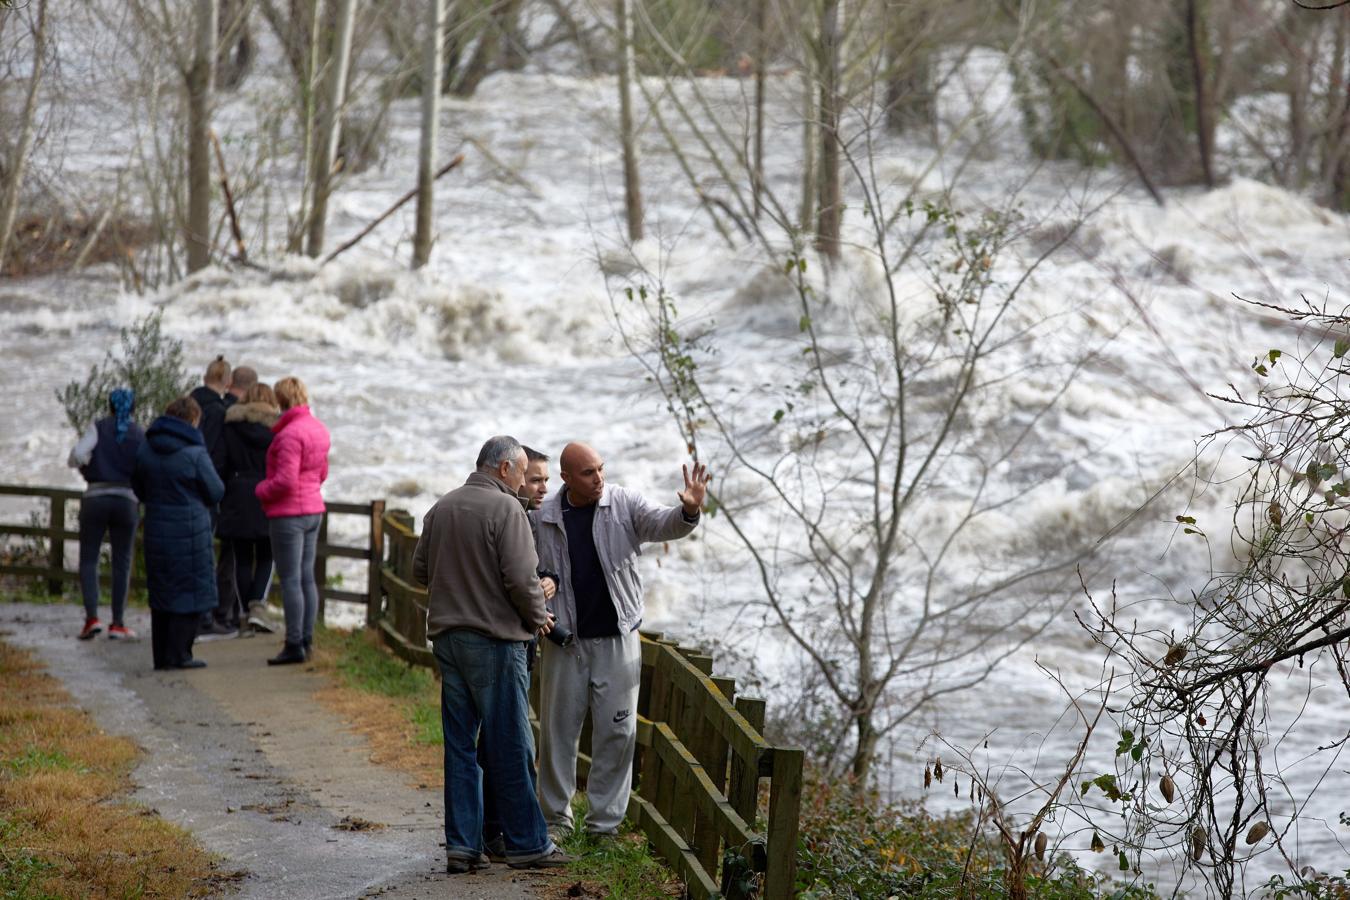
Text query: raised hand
677 462 712 515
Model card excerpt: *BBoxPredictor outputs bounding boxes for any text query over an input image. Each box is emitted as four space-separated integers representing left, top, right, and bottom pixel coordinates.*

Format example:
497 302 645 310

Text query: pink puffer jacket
255 406 330 518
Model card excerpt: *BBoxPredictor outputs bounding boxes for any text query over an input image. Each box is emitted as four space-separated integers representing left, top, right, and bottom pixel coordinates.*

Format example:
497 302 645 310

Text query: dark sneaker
485 835 507 863
177 659 207 669
446 852 490 874
107 624 138 641
78 617 102 640
508 848 571 870
196 621 238 642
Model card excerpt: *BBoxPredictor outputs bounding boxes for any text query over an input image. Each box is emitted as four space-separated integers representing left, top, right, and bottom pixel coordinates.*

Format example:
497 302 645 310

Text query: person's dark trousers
482 637 537 849
432 629 551 867
77 494 138 625
228 538 273 608
213 540 240 628
270 514 322 646
151 609 198 669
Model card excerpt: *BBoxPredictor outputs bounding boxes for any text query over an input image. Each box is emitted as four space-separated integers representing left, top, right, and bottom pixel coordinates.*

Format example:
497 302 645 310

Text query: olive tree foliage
1082 299 1350 897
608 0 1135 783
57 312 192 433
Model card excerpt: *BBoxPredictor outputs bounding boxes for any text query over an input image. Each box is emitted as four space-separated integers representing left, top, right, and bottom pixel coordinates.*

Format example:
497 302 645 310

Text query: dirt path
0 603 557 899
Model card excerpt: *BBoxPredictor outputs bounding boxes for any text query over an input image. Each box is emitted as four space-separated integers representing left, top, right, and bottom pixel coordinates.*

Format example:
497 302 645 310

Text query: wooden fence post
764 747 804 900
315 511 330 620
367 499 386 626
47 493 65 596
729 696 766 825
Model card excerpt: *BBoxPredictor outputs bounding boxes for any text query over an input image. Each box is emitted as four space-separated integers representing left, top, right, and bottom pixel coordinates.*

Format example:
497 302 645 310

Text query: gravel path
0 602 559 899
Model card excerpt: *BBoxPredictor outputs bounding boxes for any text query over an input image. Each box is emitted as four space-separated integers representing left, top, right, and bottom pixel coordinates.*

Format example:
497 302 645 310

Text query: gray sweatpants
537 630 642 834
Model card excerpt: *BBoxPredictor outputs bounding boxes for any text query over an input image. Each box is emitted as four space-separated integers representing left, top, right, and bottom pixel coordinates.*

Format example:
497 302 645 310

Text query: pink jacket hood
255 405 330 518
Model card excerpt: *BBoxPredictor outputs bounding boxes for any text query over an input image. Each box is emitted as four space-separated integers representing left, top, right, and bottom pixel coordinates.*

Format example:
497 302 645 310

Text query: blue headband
110 388 135 442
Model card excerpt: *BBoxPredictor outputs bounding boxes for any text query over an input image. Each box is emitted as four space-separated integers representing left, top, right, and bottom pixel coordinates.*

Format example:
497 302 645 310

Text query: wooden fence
376 507 802 899
0 484 382 619
0 485 803 898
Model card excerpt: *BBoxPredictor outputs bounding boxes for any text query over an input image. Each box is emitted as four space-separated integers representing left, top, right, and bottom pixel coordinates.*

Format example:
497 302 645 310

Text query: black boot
267 642 306 666
302 637 312 661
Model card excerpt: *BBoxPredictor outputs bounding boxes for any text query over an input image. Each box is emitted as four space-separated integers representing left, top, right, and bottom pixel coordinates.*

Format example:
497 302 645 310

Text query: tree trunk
1185 0 1215 188
883 5 934 135
814 0 841 260
187 0 219 273
453 0 521 97
850 706 877 782
0 0 47 274
305 0 357 258
413 0 445 269
798 14 817 232
616 0 643 242
441 0 464 94
752 0 767 219
216 0 255 90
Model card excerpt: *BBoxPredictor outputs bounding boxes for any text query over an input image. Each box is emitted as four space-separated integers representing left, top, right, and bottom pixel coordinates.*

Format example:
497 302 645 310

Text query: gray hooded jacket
533 484 698 636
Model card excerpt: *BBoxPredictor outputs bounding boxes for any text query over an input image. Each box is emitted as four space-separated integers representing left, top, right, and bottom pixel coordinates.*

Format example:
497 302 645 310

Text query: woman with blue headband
67 387 146 640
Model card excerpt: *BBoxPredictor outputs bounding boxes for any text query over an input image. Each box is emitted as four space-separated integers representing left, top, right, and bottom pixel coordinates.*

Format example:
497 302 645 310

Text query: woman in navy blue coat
133 395 225 670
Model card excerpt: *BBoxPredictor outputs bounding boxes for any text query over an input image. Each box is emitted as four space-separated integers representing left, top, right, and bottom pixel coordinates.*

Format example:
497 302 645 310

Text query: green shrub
56 311 191 433
795 772 1160 899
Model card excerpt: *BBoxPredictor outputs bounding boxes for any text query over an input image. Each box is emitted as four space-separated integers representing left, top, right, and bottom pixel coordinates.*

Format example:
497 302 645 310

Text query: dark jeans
211 540 240 628
151 609 198 669
270 514 321 646
431 629 550 864
78 494 138 624
228 537 273 606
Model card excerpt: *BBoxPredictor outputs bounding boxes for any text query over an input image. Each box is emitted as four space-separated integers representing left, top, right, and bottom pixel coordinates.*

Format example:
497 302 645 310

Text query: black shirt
561 490 620 638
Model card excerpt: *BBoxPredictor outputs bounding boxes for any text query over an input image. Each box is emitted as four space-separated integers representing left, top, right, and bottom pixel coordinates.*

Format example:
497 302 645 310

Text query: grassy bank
309 626 681 898
0 635 225 899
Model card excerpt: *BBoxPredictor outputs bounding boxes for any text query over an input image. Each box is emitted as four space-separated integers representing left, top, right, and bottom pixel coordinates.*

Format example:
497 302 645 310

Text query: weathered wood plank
763 747 803 900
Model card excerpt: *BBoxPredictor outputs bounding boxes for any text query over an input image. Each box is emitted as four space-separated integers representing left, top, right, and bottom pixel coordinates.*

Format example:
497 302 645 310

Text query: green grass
1 747 83 777
559 797 679 900
321 625 442 745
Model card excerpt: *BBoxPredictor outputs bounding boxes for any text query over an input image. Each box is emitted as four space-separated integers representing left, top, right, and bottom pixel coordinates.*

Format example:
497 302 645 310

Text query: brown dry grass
309 629 446 789
0 638 228 899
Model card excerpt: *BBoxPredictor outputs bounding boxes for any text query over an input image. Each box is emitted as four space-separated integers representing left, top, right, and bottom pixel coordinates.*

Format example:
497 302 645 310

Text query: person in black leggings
67 388 145 641
219 382 280 633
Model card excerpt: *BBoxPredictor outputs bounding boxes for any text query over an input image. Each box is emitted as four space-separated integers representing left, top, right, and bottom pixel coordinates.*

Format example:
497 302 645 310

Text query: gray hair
476 435 524 472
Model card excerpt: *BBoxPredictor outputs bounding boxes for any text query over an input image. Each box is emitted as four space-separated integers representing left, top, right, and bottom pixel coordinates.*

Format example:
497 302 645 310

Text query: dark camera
544 605 574 647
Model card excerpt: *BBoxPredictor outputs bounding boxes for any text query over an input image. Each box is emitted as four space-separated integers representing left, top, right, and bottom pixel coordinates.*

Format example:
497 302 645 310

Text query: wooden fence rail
1 486 803 898
0 484 381 619
373 507 802 899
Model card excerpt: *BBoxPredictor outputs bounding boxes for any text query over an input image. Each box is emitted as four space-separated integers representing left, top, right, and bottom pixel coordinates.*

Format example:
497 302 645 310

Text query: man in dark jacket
133 396 224 670
412 435 568 874
191 355 240 640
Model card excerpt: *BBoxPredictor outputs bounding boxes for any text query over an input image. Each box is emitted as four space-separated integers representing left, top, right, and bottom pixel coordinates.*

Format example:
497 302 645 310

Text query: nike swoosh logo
612 710 631 723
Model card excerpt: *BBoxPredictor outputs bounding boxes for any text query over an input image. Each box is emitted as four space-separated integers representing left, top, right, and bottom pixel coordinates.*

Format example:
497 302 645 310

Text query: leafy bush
796 771 1161 899
56 310 191 433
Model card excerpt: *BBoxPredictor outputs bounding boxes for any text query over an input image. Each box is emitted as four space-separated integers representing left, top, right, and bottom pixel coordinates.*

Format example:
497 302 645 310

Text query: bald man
533 442 710 840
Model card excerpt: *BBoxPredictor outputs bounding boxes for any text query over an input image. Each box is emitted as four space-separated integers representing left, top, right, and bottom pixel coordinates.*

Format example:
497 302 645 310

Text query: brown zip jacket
414 472 549 641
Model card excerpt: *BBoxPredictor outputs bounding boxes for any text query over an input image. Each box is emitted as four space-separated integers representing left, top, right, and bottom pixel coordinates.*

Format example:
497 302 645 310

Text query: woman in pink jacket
255 376 330 666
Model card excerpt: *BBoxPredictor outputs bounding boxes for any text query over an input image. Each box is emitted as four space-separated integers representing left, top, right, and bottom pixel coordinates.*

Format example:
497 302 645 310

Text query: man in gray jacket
535 442 710 839
413 435 568 873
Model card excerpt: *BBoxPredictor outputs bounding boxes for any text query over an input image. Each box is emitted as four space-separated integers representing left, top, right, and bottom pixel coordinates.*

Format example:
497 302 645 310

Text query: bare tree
813 0 841 259
304 0 356 257
1084 298 1350 895
412 0 444 269
0 0 48 273
616 0 643 241
186 0 218 272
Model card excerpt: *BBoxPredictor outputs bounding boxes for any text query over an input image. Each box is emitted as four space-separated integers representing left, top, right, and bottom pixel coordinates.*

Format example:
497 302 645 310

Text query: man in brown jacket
413 435 568 874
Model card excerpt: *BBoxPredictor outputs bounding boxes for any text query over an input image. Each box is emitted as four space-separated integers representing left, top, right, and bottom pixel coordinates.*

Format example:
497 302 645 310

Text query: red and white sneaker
78 617 102 640
107 624 138 641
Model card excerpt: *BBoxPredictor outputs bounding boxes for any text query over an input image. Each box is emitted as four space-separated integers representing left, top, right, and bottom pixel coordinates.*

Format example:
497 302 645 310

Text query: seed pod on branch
1160 774 1176 804
1034 831 1048 860
1164 644 1187 667
1190 826 1206 861
1090 832 1105 853
1245 821 1270 845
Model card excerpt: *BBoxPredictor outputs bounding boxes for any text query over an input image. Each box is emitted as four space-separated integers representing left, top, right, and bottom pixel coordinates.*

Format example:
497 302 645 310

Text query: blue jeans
269 514 321 646
431 629 551 864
